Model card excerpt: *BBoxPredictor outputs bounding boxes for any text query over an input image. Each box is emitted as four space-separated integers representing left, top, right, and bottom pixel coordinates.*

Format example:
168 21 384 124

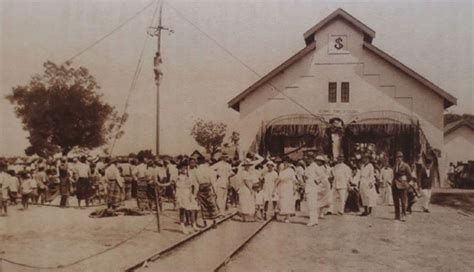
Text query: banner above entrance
318 109 360 115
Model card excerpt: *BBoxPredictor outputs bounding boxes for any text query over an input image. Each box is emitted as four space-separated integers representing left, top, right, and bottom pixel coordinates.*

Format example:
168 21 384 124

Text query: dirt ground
0 199 190 272
224 190 474 272
1 190 473 272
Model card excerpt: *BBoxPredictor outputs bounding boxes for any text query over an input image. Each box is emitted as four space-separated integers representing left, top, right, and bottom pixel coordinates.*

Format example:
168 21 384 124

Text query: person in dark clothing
58 158 71 208
392 151 412 222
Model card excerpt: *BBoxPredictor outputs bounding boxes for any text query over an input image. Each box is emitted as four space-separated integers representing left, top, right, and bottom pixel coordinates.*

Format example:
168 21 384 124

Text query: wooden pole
154 4 163 156
149 2 172 233
154 184 161 233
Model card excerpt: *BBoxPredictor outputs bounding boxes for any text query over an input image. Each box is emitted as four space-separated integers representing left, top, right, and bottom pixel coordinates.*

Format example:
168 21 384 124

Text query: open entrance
343 111 426 164
256 114 328 160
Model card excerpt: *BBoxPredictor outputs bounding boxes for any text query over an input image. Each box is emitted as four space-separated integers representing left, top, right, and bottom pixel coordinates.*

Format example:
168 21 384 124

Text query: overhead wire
64 0 157 64
164 1 320 119
109 0 161 156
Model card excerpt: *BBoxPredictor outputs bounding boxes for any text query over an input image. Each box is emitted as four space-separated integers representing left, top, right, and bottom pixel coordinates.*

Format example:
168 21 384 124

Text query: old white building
444 120 474 166
227 9 457 185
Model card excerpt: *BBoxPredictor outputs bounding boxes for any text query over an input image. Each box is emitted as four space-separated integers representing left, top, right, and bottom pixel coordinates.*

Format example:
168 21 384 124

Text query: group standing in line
0 150 436 231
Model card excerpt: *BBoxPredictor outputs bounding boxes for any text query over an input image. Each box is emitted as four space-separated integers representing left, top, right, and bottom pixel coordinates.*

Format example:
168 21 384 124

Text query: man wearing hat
211 152 233 215
332 155 352 215
392 151 412 221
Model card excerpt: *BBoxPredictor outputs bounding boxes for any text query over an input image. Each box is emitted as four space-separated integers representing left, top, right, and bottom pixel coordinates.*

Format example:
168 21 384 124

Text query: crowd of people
0 149 436 234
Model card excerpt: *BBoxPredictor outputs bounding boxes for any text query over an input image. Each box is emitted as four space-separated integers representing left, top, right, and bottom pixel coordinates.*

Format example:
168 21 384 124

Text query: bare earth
1 190 474 272
0 200 189 272
224 191 474 272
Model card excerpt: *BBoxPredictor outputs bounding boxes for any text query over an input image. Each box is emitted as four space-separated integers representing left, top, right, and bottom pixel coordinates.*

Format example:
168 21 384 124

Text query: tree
6 61 126 157
191 119 227 159
137 149 154 160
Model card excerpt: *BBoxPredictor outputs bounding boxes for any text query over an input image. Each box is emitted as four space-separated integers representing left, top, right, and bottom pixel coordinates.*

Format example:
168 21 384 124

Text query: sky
0 0 472 157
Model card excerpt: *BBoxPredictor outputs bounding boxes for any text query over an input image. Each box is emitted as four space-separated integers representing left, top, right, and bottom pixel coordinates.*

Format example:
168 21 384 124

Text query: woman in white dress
359 153 377 216
237 159 257 222
314 155 331 219
274 157 296 223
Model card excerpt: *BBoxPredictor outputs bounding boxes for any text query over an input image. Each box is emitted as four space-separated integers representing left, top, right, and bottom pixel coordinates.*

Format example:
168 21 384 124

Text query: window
341 82 350 103
328 82 337 103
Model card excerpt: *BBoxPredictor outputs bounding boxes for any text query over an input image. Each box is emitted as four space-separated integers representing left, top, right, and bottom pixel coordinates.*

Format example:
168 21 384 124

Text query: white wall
238 18 446 160
444 126 474 165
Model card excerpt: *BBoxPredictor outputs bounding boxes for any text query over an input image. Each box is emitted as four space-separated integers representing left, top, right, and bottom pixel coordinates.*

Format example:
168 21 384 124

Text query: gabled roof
228 8 457 112
303 8 376 45
363 42 457 108
227 42 316 111
444 119 474 135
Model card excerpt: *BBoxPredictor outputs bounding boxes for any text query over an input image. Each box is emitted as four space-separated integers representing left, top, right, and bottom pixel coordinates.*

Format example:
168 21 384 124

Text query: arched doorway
258 114 328 159
343 110 421 164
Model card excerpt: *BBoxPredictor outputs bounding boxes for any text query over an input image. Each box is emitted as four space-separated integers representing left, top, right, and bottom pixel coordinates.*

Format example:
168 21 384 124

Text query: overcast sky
0 0 472 157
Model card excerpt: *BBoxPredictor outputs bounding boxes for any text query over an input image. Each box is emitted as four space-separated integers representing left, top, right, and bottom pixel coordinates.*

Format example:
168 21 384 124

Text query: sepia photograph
0 0 473 271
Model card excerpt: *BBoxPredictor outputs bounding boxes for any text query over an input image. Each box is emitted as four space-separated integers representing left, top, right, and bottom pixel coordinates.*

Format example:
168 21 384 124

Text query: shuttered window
328 82 337 103
341 82 350 103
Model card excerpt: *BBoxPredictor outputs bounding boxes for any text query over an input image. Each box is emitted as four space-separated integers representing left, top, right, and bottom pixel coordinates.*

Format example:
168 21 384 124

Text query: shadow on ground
431 191 474 214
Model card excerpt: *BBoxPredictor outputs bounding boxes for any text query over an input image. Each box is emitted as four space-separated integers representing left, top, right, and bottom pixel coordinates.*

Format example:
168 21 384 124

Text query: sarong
197 183 219 219
107 180 122 205
136 178 150 210
76 177 91 200
345 187 361 212
46 183 60 202
317 180 331 209
59 177 71 196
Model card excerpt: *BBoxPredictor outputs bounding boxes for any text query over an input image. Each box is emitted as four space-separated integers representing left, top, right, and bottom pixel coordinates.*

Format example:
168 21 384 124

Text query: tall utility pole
149 3 172 155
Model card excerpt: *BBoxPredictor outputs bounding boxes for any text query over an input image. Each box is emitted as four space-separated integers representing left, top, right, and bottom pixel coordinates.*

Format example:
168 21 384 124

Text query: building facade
444 120 474 166
228 9 456 186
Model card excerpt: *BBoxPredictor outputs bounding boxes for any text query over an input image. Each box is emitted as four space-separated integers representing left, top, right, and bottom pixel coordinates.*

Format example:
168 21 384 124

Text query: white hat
242 159 253 167
315 155 326 162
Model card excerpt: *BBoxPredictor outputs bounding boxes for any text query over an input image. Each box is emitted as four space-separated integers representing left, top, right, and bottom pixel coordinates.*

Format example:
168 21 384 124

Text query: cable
64 0 157 64
109 0 161 156
164 1 320 119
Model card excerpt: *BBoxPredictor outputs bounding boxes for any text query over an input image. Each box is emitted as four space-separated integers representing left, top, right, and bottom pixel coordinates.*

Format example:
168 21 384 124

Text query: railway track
124 213 273 272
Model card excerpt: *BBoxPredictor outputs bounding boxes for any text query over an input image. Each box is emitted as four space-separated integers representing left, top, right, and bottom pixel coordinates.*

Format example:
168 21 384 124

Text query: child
254 183 265 220
96 169 108 204
407 180 420 214
175 163 192 234
21 173 34 210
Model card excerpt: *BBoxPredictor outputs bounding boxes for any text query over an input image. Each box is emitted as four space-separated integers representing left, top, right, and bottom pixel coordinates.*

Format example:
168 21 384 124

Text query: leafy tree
137 149 155 160
6 61 126 157
191 119 227 159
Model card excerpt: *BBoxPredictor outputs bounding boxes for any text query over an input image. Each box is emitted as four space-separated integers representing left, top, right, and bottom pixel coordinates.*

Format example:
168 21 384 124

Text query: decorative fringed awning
347 110 417 125
345 123 415 137
269 124 322 137
250 114 328 155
